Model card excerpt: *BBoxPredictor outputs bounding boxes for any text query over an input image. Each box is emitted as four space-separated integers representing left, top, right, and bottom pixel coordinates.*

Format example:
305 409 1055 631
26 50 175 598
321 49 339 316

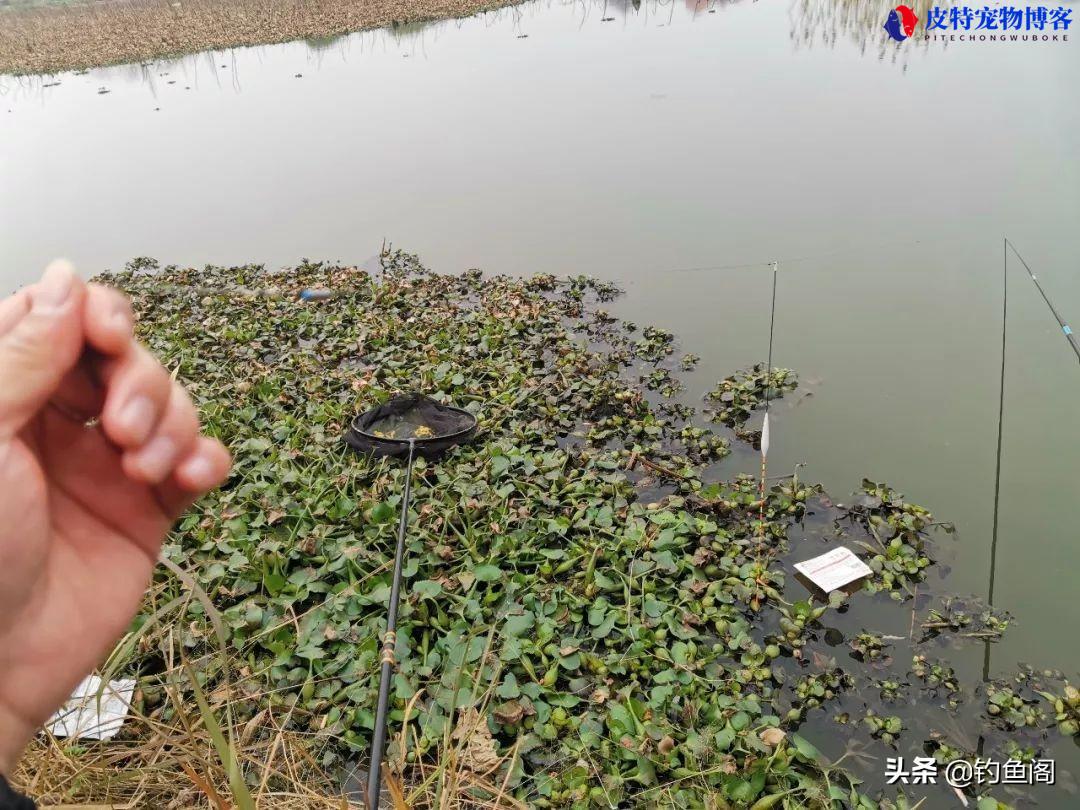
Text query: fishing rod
344 395 479 809
1005 238 1080 363
366 439 414 809
983 238 1078 687
758 261 778 537
983 238 1009 686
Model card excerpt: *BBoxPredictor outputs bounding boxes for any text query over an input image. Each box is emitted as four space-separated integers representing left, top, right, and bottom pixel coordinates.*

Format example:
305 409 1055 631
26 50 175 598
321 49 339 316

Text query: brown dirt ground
0 0 525 76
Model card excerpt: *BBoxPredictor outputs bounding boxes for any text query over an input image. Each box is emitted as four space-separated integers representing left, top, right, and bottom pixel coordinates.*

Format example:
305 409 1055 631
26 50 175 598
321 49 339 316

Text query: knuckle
7 310 75 358
169 385 200 435
133 346 174 400
105 286 133 319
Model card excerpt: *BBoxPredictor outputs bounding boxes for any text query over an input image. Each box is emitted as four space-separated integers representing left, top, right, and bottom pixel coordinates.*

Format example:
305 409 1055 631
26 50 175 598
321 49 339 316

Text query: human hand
0 261 232 775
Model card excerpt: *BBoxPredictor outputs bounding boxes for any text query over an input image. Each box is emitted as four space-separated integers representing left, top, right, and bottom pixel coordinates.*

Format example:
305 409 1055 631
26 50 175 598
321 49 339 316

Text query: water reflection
790 0 934 60
0 0 950 100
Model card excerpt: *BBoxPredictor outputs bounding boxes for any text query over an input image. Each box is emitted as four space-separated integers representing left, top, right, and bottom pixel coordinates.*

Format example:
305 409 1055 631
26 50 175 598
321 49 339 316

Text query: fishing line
983 240 1078 685
1004 238 1080 363
664 233 963 275
670 259 776 274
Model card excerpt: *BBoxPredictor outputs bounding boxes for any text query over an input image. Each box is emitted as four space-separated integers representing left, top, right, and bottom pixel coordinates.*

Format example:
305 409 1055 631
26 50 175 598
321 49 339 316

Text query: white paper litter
793 546 872 593
45 675 136 741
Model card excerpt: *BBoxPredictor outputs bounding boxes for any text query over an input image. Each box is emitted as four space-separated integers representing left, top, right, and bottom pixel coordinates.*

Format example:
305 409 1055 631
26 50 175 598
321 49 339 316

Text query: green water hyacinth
85 250 1068 809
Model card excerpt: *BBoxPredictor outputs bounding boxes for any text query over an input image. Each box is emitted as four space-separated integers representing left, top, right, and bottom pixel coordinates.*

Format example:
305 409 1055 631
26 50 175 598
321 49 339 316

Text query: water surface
2 0 1078 802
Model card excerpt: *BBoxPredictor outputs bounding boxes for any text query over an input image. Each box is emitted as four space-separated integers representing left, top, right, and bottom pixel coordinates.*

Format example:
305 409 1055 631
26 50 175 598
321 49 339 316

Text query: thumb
0 260 86 439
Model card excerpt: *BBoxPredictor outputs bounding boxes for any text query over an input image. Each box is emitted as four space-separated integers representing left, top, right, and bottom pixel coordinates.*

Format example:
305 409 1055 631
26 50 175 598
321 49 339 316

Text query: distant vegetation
0 0 523 75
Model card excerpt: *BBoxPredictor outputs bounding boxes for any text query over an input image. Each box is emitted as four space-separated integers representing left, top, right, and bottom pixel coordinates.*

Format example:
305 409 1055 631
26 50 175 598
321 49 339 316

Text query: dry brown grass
0 0 525 76
9 577 529 809
16 717 528 809
14 692 530 809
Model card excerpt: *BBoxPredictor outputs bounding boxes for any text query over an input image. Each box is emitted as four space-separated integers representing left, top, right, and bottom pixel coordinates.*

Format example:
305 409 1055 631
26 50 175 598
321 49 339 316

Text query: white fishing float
758 261 778 538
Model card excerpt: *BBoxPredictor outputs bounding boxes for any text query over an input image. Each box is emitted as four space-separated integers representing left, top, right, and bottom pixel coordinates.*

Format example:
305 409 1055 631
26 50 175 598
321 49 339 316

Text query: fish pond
2 0 1079 807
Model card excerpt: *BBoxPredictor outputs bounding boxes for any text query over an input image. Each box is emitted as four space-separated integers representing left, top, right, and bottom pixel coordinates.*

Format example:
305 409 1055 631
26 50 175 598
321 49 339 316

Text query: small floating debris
516 33 528 38
601 16 615 21
46 675 136 740
96 86 110 94
298 287 333 301
295 73 303 78
794 546 872 593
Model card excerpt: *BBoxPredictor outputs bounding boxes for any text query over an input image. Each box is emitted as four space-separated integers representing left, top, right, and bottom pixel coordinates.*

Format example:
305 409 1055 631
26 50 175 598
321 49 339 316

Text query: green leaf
791 733 823 763
496 672 521 699
558 652 581 670
185 663 256 810
263 572 286 595
474 564 502 582
607 703 635 735
369 501 395 523
751 794 789 810
714 724 736 751
592 613 617 639
727 778 754 803
652 550 677 572
413 580 443 598
503 613 534 637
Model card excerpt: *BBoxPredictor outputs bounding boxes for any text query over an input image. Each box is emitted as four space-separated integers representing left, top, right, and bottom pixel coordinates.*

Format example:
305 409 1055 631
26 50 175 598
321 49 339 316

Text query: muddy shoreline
0 0 524 76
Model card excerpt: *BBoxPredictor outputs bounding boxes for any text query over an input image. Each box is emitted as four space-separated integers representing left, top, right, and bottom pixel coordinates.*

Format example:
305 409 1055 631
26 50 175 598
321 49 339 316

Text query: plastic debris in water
298 288 333 301
794 547 872 594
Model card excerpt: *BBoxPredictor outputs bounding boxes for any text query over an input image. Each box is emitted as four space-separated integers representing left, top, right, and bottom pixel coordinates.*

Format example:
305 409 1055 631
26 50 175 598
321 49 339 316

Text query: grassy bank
0 0 523 76
11 251 1070 808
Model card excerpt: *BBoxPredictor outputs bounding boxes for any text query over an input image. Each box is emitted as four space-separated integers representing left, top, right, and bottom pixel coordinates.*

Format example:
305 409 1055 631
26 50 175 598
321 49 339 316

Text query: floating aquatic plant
986 685 1045 731
704 364 797 441
851 632 890 664
1036 683 1080 737
910 654 961 707
788 668 853 722
862 710 904 745
921 596 1011 643
62 249 1063 809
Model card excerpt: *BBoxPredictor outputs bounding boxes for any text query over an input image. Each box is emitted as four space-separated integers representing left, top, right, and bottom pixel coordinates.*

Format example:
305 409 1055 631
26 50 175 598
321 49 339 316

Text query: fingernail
180 455 215 489
117 395 156 443
111 308 132 334
33 262 75 311
135 435 177 482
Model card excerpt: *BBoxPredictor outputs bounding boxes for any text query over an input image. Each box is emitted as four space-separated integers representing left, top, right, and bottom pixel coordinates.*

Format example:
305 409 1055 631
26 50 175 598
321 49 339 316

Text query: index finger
83 283 135 357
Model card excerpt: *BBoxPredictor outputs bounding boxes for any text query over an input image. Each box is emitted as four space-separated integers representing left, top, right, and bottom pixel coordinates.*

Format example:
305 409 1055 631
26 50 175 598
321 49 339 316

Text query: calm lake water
2 0 1078 803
